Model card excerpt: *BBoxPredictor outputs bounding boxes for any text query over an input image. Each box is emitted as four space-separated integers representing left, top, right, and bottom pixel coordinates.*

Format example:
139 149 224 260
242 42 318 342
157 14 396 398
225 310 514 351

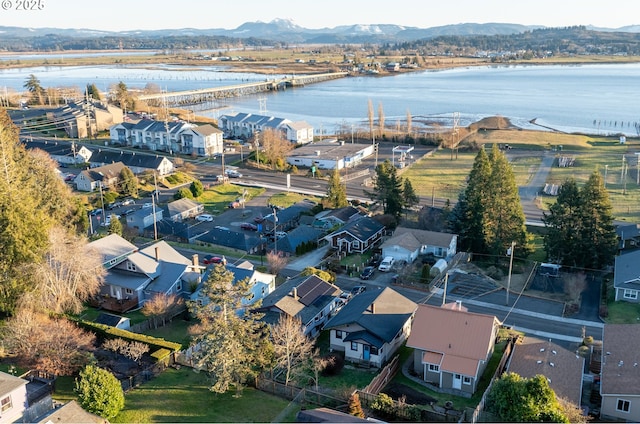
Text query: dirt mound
382 382 438 405
470 116 516 130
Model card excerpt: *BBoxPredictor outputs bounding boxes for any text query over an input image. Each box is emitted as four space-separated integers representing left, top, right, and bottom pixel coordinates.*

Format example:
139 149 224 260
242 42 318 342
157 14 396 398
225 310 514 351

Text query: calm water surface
2 62 639 135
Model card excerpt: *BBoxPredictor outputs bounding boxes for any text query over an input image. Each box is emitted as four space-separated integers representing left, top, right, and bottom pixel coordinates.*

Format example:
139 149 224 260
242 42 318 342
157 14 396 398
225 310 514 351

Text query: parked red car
202 255 226 265
240 222 258 231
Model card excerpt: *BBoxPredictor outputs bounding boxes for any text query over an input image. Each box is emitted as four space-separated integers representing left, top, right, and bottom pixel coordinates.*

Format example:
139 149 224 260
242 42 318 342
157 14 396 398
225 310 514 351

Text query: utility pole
441 273 449 306
506 241 515 306
273 207 278 256
152 173 158 240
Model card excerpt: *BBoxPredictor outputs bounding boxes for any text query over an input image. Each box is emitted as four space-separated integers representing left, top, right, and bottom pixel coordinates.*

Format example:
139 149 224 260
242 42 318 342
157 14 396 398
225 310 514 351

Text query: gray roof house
109 119 193 154
313 206 364 229
126 207 163 235
89 149 175 176
256 274 342 337
324 287 417 368
23 139 93 165
163 198 204 222
599 324 640 422
74 161 127 192
616 223 640 253
613 250 640 303
506 336 584 406
194 227 262 254
381 227 458 264
178 124 224 157
88 233 138 269
191 262 276 313
323 216 385 254
92 240 199 313
266 225 323 256
0 371 29 423
218 112 313 144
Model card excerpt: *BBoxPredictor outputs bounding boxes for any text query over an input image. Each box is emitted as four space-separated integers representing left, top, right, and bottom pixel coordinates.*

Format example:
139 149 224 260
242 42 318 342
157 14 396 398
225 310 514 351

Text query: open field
404 125 640 222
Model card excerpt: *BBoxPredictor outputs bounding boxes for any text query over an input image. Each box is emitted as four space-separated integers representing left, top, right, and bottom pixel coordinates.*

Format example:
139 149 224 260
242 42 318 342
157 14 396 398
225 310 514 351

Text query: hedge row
76 319 182 353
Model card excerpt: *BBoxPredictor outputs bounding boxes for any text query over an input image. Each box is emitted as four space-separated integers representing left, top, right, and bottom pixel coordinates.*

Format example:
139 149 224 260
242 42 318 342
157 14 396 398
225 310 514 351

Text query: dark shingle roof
329 216 385 242
614 250 640 289
90 149 170 170
195 227 261 252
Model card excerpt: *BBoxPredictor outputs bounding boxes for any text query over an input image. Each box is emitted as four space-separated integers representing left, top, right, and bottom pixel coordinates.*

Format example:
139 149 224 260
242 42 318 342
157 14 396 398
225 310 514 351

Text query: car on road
89 208 103 216
360 266 376 280
107 201 122 210
196 214 214 222
121 199 135 206
202 255 226 265
64 173 75 181
226 169 242 178
254 215 265 223
240 222 258 231
351 285 367 296
121 208 136 216
378 256 395 272
142 203 153 209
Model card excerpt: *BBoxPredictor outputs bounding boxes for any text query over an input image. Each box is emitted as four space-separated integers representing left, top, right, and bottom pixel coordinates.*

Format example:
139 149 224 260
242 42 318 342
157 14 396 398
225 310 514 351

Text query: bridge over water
137 72 348 107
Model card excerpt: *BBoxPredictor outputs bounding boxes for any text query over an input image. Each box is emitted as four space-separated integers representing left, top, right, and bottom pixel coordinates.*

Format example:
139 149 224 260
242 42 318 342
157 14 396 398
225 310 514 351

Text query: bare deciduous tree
142 293 185 329
378 102 385 137
2 309 95 375
266 251 288 275
103 338 129 354
367 99 374 140
406 109 412 136
123 341 150 364
29 227 104 314
271 315 316 386
260 128 293 170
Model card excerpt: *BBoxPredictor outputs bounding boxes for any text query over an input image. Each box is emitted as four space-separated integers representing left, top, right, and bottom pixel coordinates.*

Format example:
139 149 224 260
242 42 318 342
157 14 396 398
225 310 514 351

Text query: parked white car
378 256 395 272
196 214 214 222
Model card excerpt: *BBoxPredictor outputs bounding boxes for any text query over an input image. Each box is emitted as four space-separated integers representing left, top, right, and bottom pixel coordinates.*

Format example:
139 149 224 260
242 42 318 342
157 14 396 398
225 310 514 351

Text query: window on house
617 399 630 412
336 330 343 339
428 364 440 372
126 262 136 272
1 395 11 412
370 346 379 355
623 289 638 300
463 376 472 385
125 288 133 295
351 342 358 351
176 282 182 291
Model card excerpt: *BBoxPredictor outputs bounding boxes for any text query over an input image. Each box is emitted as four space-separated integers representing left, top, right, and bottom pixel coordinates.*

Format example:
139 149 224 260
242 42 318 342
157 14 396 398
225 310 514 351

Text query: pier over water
137 72 348 107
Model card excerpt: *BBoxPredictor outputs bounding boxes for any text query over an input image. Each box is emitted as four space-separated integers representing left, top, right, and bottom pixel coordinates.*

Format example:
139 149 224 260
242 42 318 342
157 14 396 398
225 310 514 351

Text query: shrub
321 353 344 376
75 365 125 419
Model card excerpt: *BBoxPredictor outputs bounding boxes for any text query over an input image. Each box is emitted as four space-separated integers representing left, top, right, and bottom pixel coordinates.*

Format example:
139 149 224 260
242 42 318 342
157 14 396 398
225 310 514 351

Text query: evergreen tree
579 171 617 268
348 392 365 418
23 74 45 105
366 160 403 221
174 187 193 200
188 265 273 394
75 365 125 419
542 178 582 265
484 145 529 258
86 83 101 100
402 178 419 211
119 167 138 198
190 179 204 198
325 167 348 208
108 214 123 236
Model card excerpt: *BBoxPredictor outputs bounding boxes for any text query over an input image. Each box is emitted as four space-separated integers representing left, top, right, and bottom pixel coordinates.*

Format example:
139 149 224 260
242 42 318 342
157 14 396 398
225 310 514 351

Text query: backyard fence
363 355 399 394
119 361 167 392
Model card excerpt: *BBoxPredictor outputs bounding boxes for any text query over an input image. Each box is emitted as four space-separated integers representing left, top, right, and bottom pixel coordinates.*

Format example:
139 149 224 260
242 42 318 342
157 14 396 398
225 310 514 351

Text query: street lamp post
273 207 278 256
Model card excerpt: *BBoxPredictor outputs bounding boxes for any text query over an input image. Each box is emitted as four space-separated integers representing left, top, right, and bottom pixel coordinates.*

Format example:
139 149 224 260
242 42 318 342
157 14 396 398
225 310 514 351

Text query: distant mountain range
2 19 640 44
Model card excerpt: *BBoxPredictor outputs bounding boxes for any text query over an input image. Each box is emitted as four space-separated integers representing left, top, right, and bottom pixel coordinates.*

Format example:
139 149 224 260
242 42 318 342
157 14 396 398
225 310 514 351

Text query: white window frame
335 330 343 339
1 395 12 412
428 364 439 372
623 289 638 300
617 398 630 413
463 376 472 385
351 341 358 351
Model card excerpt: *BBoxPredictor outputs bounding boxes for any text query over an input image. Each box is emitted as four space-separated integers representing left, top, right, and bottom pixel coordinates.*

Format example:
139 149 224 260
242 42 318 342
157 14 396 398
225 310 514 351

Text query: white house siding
601 395 640 422
382 245 416 263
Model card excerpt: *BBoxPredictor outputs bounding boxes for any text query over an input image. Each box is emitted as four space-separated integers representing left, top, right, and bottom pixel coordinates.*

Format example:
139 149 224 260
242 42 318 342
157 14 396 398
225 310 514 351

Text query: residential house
313 205 364 229
47 100 122 138
91 240 199 312
0 371 29 423
34 400 106 424
261 203 314 233
324 216 385 254
616 223 640 253
286 139 375 170
163 198 204 222
381 227 458 264
23 139 93 166
110 119 193 153
600 324 640 422
191 262 276 312
143 219 202 244
256 274 342 337
194 227 262 254
613 250 640 303
324 287 417 368
126 207 163 235
266 225 323 256
89 149 175 176
218 112 313 144
406 303 501 396
73 161 127 192
506 336 584 406
178 124 224 157
89 233 138 269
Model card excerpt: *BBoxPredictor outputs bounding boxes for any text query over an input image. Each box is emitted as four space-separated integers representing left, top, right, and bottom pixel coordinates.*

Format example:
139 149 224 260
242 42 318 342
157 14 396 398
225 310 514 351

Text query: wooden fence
364 355 399 394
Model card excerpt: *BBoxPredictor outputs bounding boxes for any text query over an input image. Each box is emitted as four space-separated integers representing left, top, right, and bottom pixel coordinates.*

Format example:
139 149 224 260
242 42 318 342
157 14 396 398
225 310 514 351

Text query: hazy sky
3 0 638 31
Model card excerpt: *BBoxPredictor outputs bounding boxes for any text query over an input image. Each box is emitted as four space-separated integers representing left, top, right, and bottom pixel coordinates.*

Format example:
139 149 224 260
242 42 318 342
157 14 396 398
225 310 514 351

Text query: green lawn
195 184 265 214
604 279 640 324
112 368 290 423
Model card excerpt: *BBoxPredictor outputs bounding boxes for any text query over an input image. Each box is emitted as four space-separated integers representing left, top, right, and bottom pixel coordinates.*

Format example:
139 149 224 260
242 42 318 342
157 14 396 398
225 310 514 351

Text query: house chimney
456 300 462 310
192 254 199 267
292 287 298 300
154 246 160 262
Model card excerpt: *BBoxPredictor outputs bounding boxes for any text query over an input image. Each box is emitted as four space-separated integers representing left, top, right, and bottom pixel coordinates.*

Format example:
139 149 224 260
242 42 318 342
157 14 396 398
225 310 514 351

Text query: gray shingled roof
614 250 640 290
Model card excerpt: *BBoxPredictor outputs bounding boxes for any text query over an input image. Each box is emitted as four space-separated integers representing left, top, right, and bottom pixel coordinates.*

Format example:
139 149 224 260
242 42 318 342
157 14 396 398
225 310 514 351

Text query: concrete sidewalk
285 244 331 271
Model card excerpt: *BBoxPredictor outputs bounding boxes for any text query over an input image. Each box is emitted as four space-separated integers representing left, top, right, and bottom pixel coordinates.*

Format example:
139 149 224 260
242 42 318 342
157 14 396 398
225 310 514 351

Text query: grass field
111 367 291 423
404 128 640 222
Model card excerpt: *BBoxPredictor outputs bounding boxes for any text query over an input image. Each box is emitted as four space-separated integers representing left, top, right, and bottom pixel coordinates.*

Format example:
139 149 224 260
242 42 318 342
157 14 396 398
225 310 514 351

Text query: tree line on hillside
389 26 640 57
